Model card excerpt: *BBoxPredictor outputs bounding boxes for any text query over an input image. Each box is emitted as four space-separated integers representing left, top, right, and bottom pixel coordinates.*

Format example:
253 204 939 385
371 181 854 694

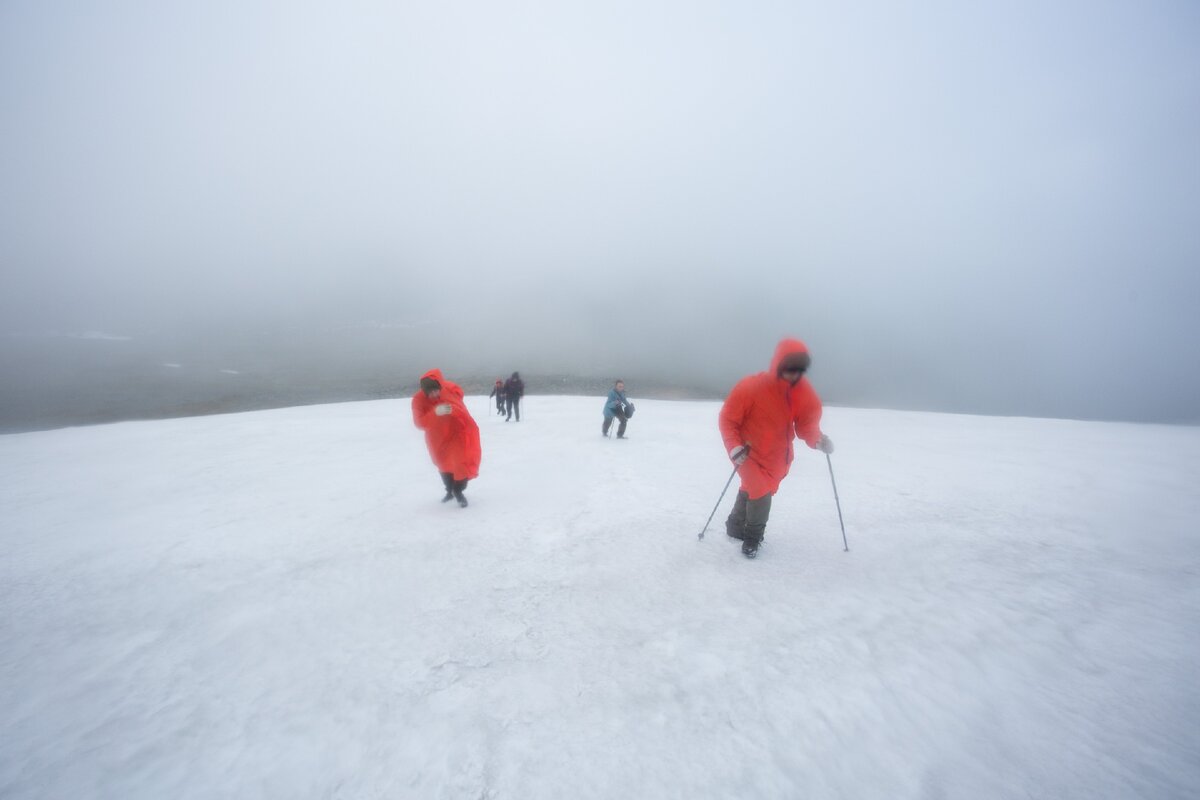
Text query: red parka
412 368 481 481
719 339 824 500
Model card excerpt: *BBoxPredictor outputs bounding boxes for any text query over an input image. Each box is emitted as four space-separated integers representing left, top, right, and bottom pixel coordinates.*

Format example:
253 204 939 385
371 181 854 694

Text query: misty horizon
3 311 1195 434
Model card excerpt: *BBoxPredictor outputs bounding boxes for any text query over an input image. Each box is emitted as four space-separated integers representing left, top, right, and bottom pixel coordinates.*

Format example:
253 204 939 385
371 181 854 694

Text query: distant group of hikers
487 372 525 421
411 338 835 559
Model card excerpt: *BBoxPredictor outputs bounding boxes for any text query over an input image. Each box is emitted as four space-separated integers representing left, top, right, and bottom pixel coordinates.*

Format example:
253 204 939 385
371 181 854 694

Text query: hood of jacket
769 338 810 376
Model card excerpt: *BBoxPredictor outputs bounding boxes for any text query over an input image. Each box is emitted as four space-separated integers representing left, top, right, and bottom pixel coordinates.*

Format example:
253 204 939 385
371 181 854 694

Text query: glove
434 404 452 416
729 444 750 465
817 434 834 454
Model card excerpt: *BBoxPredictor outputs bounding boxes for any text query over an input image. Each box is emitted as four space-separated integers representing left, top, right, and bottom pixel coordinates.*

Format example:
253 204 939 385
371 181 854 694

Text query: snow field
1 397 1198 798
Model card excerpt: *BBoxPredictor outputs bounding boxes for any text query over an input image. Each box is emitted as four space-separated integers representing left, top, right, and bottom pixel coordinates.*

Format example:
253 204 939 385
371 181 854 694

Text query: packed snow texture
1 397 1198 799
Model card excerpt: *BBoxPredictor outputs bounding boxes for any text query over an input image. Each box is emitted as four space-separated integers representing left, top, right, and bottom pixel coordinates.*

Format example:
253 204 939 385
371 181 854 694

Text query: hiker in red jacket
719 338 834 558
412 369 481 507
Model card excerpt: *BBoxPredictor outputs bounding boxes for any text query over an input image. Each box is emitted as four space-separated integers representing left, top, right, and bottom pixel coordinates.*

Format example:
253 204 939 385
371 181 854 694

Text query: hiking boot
741 539 759 559
441 491 454 503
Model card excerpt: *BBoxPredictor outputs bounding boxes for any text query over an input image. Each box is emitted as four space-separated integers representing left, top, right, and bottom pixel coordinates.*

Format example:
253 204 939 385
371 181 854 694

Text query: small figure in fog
602 379 634 439
488 379 506 415
504 371 524 422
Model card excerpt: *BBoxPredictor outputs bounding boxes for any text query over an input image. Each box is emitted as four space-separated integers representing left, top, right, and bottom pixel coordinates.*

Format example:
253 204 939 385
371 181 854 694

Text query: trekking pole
698 465 739 541
826 453 849 552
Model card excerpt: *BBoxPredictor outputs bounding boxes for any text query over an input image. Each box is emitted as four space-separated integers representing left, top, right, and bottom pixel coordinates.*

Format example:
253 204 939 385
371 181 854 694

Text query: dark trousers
506 396 521 421
495 397 505 414
725 490 772 543
440 471 469 499
602 408 628 437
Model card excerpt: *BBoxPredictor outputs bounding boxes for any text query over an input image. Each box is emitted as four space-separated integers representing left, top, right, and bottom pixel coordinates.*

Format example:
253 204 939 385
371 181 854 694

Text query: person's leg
725 490 749 539
453 478 469 508
514 397 521 421
440 471 455 502
505 397 513 420
602 415 613 436
741 493 773 557
615 408 628 437
744 494 772 542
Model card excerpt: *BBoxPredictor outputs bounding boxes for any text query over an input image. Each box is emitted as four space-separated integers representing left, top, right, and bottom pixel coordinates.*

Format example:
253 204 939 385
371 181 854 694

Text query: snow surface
1 396 1198 799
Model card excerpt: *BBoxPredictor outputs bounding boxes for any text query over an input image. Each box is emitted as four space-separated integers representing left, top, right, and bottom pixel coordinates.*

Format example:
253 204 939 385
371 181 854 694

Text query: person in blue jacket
602 379 634 438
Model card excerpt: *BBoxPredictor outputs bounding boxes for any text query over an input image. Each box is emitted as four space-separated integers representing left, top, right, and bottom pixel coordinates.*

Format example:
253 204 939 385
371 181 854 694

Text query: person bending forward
412 369 481 507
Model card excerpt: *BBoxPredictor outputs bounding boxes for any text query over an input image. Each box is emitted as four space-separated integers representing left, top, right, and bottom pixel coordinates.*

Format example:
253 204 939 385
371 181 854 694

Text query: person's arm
438 388 469 419
412 394 435 430
719 382 750 455
792 383 830 452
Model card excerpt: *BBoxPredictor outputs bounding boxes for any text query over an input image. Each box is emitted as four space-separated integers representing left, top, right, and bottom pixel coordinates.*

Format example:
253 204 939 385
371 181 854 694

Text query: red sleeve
441 384 469 418
791 381 824 448
719 378 752 453
412 392 435 430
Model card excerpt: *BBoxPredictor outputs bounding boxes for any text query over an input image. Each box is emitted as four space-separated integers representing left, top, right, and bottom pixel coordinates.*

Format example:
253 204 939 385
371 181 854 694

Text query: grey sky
2 1 1198 423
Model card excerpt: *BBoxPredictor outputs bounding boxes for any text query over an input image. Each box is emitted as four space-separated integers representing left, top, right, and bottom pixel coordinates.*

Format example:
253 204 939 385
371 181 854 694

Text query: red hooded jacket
719 339 824 500
412 368 481 481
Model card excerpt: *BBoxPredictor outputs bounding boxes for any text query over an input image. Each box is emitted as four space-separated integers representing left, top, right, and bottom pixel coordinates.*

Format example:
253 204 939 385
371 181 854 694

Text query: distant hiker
602 379 634 438
719 338 834 558
412 369 481 508
488 379 506 415
504 371 524 422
